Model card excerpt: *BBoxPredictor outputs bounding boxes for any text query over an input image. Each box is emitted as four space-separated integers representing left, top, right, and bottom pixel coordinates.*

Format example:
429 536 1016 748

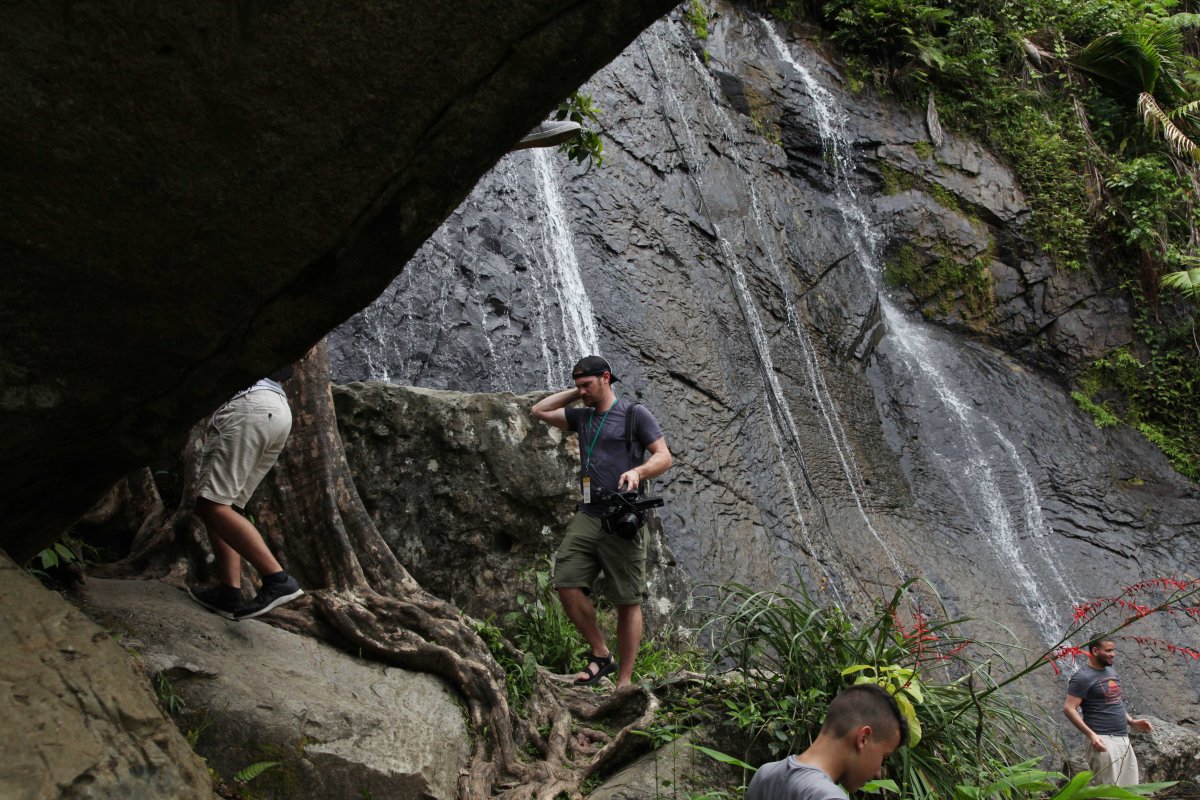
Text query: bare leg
556 587 610 679
195 497 282 582
615 603 643 689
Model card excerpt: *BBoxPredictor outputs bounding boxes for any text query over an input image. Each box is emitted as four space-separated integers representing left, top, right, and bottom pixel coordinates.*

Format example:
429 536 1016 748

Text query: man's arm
1063 694 1107 752
1127 714 1153 733
618 437 672 491
531 387 581 431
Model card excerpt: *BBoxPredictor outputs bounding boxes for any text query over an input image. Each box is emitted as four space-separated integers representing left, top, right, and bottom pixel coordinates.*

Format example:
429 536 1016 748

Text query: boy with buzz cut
746 684 908 800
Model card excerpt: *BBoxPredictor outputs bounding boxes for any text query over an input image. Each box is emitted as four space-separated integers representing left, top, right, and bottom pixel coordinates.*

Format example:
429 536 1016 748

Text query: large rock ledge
0 0 679 563
333 383 692 625
74 577 471 800
0 554 211 799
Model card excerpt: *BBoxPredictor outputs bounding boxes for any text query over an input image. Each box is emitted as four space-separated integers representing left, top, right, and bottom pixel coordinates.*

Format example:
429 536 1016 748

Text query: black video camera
593 487 665 540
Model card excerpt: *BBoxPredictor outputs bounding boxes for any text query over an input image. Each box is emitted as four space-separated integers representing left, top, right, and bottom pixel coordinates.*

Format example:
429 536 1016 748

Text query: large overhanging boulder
0 0 678 562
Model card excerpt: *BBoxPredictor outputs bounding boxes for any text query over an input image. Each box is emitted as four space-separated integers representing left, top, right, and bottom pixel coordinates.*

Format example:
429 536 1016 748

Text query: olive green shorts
553 512 647 606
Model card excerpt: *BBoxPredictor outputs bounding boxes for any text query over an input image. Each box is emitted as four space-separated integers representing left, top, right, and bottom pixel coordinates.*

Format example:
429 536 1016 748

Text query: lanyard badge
581 401 615 503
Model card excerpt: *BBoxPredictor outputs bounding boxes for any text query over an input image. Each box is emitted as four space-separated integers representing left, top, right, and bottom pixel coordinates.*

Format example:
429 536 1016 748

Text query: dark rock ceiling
0 0 679 560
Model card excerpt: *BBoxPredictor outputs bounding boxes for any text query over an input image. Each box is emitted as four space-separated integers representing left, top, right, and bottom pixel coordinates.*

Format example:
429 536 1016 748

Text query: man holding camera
532 355 673 689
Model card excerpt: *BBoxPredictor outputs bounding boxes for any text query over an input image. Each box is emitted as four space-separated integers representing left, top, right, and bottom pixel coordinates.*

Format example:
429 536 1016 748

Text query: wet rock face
328 1 1200 725
332 383 691 624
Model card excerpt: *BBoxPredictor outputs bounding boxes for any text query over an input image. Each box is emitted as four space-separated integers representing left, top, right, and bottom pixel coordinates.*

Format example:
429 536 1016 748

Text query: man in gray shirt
1063 637 1154 785
747 684 907 800
532 355 672 690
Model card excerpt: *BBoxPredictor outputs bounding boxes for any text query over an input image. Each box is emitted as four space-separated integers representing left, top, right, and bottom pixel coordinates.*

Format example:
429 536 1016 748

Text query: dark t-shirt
565 398 664 517
1067 664 1129 735
746 757 845 800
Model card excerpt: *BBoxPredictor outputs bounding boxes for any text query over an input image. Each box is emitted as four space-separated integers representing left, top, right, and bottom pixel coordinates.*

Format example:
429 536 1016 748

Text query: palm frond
1072 25 1185 102
1139 23 1186 99
1138 92 1200 162
1168 99 1200 120
1161 267 1200 300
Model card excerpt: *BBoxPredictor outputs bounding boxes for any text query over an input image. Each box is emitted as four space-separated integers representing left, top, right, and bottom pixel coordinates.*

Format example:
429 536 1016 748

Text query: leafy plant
841 662 924 746
554 92 604 171
635 629 705 684
952 760 1175 800
699 579 1050 800
475 616 538 711
25 534 89 578
503 561 585 675
154 672 184 716
685 0 710 41
1070 390 1121 428
185 711 213 748
1161 263 1200 301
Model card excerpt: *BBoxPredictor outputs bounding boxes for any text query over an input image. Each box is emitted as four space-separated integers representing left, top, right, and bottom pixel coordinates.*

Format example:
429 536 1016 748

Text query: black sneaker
189 585 243 620
234 575 304 620
512 119 582 151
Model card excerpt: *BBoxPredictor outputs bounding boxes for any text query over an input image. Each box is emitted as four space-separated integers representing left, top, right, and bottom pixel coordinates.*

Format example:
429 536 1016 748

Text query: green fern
234 761 279 784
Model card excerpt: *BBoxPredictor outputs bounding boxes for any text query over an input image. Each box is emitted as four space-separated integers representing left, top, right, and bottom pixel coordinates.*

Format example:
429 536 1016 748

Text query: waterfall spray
532 149 600 361
762 19 1079 644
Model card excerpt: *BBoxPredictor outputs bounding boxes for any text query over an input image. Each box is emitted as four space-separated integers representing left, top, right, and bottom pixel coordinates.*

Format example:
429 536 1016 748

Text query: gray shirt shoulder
746 757 846 800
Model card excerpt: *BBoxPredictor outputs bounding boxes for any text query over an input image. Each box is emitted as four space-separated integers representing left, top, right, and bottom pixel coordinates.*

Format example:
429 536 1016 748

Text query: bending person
189 369 304 621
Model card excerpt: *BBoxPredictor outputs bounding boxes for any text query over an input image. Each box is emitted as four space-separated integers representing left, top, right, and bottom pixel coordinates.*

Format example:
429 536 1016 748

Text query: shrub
698 580 1048 800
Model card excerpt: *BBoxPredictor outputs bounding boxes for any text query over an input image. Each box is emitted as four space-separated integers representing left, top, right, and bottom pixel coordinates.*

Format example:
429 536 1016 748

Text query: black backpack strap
625 401 647 493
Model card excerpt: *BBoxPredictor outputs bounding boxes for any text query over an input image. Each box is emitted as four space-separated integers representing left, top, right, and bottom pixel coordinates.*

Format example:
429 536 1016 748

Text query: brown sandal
574 652 618 686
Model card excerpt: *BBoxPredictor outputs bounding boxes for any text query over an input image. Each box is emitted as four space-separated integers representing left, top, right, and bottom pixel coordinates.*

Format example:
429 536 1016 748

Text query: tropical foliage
698 581 1048 800
677 577 1198 799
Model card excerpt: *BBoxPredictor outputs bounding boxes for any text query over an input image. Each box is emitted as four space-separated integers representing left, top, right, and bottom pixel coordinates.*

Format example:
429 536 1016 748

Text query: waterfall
531 149 601 363
762 21 1078 644
645 30 841 590
650 24 908 582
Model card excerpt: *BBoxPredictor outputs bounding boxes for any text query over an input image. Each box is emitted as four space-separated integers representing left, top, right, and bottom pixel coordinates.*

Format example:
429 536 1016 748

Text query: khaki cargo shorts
552 511 647 606
196 390 292 508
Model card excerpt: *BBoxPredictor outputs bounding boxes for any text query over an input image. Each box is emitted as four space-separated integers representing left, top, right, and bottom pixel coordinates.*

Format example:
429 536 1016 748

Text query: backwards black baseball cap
571 355 619 383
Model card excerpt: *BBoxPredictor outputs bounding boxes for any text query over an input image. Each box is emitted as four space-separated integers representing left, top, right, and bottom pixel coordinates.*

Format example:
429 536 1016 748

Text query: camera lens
614 512 640 540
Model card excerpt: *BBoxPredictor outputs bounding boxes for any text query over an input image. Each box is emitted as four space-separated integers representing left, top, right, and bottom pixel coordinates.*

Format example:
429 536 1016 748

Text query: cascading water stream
664 22 904 579
762 21 1079 644
531 149 601 362
646 30 844 589
346 149 601 391
651 23 919 588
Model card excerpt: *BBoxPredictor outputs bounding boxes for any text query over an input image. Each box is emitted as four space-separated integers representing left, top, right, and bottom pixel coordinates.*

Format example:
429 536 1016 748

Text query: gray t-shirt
747 757 845 800
1067 664 1129 736
565 398 663 517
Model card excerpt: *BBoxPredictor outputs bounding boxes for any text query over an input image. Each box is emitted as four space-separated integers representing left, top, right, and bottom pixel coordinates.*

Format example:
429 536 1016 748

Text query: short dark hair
822 684 908 748
1085 636 1114 653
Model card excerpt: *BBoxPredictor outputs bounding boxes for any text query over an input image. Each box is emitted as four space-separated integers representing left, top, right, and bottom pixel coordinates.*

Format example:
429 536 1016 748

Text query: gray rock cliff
329 1 1200 727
